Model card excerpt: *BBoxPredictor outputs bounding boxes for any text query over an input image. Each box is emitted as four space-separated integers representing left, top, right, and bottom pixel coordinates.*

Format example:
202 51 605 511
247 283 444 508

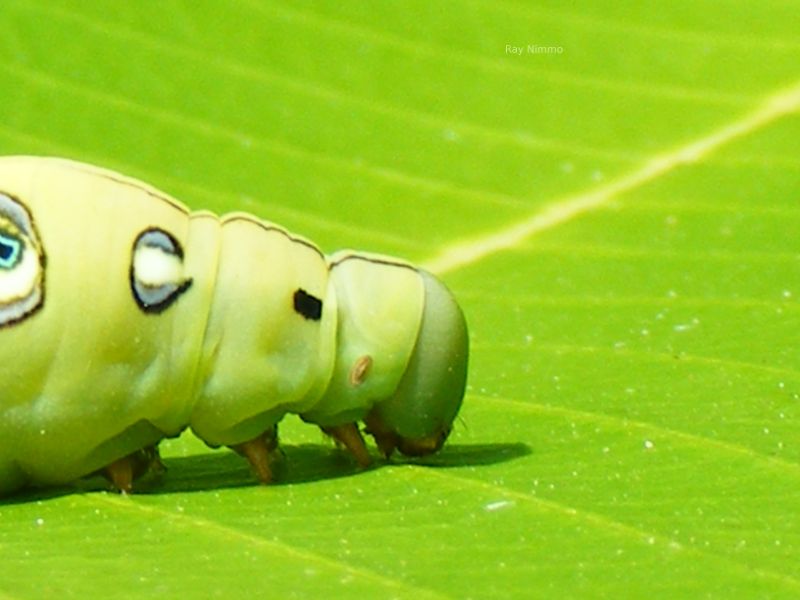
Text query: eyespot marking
0 232 22 268
349 355 372 387
293 288 322 321
130 228 193 314
0 192 45 328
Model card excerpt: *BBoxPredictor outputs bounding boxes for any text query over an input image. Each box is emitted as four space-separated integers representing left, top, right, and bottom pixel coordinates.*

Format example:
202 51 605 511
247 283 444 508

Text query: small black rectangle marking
293 288 323 321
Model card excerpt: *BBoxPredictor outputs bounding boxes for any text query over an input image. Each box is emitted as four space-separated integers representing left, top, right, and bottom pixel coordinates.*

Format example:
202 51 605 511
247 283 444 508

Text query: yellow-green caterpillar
0 156 468 495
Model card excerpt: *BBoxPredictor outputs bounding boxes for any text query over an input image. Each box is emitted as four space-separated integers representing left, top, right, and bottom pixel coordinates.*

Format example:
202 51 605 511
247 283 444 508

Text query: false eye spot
0 192 45 327
293 288 322 321
130 228 192 314
349 355 372 386
0 232 22 269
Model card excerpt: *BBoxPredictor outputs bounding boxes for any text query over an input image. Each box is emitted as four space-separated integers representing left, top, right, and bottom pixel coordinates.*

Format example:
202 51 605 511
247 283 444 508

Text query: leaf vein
473 393 800 472
0 61 530 211
88 494 450 600
424 79 800 273
6 1 639 164
407 466 800 591
0 124 418 249
247 1 753 105
477 0 800 50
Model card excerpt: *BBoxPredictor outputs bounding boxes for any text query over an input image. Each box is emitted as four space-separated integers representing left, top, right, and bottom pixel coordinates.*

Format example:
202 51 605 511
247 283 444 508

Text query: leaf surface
0 1 798 598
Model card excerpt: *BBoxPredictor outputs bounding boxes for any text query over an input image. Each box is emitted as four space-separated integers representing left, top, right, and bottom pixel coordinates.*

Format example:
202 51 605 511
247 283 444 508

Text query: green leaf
1 1 799 598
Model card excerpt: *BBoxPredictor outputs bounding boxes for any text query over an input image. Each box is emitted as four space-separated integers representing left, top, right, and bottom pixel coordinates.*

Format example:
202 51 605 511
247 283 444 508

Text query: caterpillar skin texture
0 156 468 495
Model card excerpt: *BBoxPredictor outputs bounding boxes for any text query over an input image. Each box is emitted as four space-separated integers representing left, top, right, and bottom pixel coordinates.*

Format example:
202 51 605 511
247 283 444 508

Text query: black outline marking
222 214 325 259
328 253 419 272
51 158 191 217
0 191 46 329
137 226 185 259
293 288 323 321
130 227 193 314
133 278 194 314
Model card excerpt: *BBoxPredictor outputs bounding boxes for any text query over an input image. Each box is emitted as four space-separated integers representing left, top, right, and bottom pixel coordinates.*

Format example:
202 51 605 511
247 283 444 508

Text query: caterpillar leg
321 422 371 468
364 411 447 458
102 445 164 494
105 456 134 494
231 427 279 484
363 413 399 458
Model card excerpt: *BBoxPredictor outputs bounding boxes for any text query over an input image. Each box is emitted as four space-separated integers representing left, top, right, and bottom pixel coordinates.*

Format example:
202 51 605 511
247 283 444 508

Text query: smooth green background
1 2 799 598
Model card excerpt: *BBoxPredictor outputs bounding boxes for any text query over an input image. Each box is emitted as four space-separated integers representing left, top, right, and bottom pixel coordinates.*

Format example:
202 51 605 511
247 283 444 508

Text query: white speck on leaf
674 318 700 332
644 440 655 450
484 500 515 512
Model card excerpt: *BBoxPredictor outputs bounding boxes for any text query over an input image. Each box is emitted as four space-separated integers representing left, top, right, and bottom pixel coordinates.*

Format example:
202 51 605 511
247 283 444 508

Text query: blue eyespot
0 232 21 269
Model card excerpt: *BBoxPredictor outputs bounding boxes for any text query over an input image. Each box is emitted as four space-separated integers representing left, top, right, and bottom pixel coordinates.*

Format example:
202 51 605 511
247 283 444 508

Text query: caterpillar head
364 271 468 458
305 259 468 460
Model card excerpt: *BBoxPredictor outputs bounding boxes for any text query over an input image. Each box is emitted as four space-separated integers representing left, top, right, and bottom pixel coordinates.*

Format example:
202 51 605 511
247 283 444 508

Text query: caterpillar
0 156 468 495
